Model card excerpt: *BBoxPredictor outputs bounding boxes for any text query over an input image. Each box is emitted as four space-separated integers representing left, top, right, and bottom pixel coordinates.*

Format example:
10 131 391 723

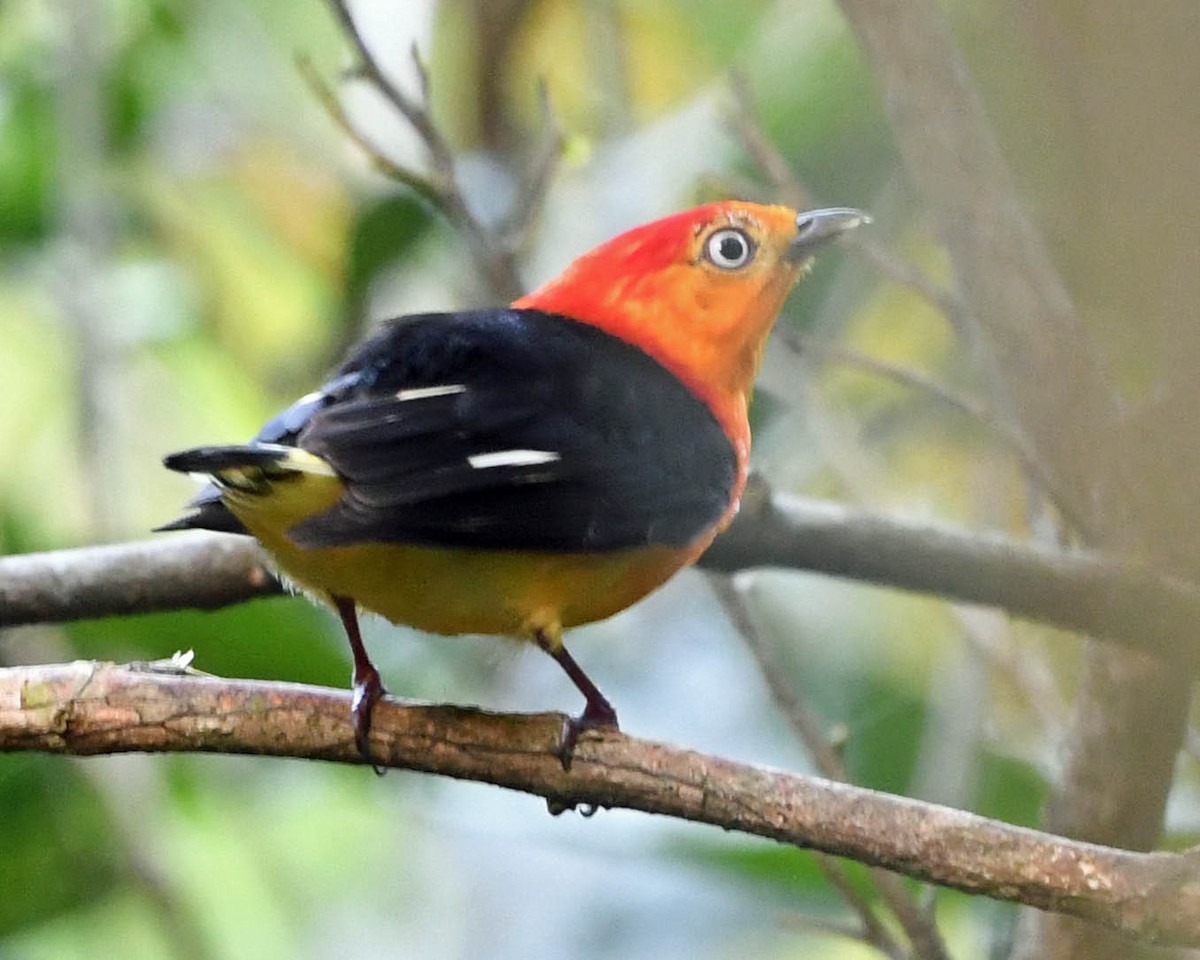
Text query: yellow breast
222 472 699 644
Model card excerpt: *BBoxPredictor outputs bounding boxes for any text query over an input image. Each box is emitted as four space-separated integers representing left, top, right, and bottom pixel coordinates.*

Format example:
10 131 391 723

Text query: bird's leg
334 595 386 772
534 628 619 771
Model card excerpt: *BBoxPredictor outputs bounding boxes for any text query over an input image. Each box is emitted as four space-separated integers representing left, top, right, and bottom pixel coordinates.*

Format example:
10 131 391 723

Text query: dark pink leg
335 596 386 772
535 630 619 770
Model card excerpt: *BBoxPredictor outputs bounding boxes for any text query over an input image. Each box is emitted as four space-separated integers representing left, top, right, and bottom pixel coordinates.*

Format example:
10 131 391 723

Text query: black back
191 309 737 553
280 307 734 547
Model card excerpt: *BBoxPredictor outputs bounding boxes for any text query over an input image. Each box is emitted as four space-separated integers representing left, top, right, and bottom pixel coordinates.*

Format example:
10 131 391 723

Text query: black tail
163 444 293 475
153 492 247 535
156 445 275 535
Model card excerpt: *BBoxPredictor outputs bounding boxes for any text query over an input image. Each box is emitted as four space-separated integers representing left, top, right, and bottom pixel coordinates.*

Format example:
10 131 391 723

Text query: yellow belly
223 473 700 641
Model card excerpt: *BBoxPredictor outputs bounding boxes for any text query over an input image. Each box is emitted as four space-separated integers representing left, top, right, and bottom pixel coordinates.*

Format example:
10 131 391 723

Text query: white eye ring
704 228 755 270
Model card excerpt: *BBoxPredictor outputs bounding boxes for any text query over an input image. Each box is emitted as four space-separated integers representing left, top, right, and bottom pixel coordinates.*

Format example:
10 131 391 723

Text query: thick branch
0 531 278 626
3 492 1200 670
705 482 1200 666
4 659 1200 946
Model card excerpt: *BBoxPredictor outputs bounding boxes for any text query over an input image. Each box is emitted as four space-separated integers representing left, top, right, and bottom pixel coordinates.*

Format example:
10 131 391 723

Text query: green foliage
341 193 435 328
0 757 120 936
841 680 927 795
66 598 343 687
0 76 55 247
670 833 861 906
974 752 1047 828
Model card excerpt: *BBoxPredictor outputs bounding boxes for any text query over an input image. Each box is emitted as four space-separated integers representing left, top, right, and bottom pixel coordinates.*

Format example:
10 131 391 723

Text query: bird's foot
351 665 387 775
557 697 619 772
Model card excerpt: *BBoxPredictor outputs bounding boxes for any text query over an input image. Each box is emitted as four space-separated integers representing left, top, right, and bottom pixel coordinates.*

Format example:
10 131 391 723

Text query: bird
159 201 868 768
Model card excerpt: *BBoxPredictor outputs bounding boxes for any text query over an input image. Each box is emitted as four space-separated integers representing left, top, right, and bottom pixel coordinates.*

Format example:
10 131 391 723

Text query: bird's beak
786 207 871 261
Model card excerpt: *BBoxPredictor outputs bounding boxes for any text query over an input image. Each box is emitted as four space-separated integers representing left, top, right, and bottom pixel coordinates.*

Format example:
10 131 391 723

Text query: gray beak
787 207 871 261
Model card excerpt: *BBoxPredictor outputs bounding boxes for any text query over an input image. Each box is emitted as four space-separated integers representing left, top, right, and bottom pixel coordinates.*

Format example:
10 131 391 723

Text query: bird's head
515 201 868 452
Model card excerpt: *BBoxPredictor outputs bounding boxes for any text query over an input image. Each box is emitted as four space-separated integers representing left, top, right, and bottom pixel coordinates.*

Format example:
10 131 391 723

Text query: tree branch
0 531 278 627
320 0 529 302
4 659 1200 946
705 481 1200 666
4 489 1200 670
827 8 1188 959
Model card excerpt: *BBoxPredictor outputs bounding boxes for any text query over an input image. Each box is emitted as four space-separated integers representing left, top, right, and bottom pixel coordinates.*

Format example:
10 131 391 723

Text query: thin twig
410 41 432 107
711 582 908 959
713 575 951 960
788 336 1029 463
500 79 566 253
710 575 848 778
849 234 964 329
5 660 1200 947
297 55 447 205
320 0 525 300
326 1 454 180
787 334 1093 537
813 859 909 959
781 910 888 947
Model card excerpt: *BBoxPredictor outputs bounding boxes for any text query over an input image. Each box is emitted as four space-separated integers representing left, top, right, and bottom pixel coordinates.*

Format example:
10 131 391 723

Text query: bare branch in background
314 0 567 302
830 3 1188 958
704 479 1200 667
499 79 566 254
785 336 1094 537
710 575 849 778
298 55 448 207
323 1 521 299
712 575 950 960
5 660 1200 947
834 0 1115 518
0 532 278 627
5 486 1200 671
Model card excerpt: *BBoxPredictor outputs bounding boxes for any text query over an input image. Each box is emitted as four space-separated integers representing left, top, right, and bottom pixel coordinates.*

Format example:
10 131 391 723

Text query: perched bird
160 201 867 766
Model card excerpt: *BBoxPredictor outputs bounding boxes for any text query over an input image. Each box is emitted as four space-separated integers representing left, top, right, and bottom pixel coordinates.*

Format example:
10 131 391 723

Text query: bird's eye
704 228 755 270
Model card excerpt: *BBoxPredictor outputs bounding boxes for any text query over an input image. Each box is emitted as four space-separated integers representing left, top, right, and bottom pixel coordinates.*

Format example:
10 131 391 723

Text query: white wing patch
395 384 467 402
279 448 340 477
468 449 561 470
292 389 327 406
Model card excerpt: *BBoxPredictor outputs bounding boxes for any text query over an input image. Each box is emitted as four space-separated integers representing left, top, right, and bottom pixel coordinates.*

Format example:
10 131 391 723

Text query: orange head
514 202 867 465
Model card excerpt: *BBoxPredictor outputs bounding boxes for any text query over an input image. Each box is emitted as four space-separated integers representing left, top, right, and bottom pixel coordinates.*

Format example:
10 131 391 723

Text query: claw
532 626 621 772
557 697 619 771
351 663 387 774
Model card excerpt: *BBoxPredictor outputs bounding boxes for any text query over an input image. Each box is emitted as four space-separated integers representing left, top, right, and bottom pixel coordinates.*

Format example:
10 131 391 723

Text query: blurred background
1 0 1198 958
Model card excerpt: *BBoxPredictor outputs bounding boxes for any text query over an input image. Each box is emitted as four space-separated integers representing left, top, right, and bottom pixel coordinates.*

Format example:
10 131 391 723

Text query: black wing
280 308 737 552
